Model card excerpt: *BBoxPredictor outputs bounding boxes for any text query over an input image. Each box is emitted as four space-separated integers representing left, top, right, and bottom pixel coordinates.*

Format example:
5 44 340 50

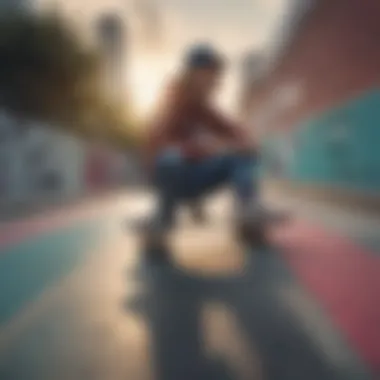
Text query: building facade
0 2 132 212
239 51 266 120
0 112 131 207
0 114 87 203
243 0 380 193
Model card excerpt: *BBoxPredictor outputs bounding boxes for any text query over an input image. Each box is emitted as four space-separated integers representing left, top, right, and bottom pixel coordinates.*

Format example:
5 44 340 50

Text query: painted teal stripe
263 88 380 192
0 220 105 325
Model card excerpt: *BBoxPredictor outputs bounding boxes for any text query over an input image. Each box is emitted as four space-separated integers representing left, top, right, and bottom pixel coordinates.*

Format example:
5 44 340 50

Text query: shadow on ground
124 249 353 380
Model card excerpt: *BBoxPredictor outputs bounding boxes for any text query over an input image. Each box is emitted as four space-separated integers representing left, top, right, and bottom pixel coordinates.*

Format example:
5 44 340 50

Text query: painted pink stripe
272 220 380 372
0 200 110 249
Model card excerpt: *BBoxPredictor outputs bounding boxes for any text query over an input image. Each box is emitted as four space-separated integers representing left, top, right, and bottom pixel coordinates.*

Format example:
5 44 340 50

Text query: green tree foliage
0 12 139 147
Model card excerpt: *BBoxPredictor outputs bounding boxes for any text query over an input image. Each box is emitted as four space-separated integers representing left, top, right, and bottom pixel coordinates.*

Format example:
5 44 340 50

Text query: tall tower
239 51 265 120
96 13 127 103
132 0 162 50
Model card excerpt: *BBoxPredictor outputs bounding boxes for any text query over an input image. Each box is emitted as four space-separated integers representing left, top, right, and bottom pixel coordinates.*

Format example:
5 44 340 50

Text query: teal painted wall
263 89 380 191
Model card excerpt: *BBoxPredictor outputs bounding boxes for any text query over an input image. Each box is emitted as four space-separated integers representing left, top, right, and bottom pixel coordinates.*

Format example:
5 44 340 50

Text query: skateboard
238 209 291 247
141 226 171 263
140 210 290 263
235 218 269 248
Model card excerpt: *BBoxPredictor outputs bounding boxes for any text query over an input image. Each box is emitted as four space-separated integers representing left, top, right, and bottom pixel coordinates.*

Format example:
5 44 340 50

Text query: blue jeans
153 149 258 228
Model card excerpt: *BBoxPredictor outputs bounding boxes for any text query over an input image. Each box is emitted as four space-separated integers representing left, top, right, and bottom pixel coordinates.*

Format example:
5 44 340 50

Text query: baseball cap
184 44 225 70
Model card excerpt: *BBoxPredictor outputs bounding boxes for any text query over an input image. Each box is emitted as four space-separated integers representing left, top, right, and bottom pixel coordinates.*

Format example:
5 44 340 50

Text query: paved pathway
0 191 378 380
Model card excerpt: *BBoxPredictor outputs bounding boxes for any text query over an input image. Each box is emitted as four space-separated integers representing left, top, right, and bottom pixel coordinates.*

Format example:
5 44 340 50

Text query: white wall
44 128 88 199
0 112 88 204
0 113 26 202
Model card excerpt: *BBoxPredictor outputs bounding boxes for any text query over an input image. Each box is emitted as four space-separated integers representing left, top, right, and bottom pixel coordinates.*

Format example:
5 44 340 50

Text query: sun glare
129 55 175 117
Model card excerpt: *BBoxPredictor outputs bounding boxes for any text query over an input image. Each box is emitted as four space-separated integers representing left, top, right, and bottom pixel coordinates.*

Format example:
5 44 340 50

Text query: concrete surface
264 179 380 214
0 191 378 380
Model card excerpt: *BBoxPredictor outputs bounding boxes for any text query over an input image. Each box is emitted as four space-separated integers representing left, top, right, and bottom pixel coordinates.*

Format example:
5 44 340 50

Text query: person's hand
233 138 257 155
186 134 225 158
201 135 226 155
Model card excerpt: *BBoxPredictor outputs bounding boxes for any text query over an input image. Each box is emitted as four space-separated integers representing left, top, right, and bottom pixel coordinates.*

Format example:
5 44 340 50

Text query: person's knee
155 148 184 183
228 151 258 169
237 149 259 162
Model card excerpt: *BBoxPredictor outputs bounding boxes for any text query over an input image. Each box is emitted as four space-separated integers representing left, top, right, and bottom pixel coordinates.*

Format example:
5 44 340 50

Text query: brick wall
245 0 380 193
247 0 380 133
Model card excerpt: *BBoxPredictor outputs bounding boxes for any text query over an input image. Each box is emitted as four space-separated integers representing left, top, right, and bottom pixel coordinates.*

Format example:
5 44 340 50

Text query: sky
38 0 293 115
128 0 292 115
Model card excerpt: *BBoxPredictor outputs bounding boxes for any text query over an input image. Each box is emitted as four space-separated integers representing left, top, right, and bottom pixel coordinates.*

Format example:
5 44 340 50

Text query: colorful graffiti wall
263 89 380 192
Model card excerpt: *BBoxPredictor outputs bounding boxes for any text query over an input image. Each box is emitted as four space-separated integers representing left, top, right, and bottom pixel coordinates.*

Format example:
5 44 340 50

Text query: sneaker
188 200 207 224
140 218 171 263
238 202 289 226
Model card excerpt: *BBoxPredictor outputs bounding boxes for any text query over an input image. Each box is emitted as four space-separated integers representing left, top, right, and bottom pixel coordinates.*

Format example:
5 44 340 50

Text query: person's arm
142 111 176 174
143 105 208 173
201 105 254 150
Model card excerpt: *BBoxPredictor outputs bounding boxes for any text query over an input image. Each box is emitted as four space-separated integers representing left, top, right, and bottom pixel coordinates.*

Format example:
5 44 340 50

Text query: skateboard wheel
142 232 170 263
236 222 268 247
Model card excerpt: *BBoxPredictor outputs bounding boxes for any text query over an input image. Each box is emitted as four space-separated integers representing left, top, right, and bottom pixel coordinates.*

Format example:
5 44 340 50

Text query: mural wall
0 112 131 208
262 89 380 192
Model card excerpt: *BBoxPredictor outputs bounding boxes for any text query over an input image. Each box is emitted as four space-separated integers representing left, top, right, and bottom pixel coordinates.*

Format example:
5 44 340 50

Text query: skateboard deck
139 213 285 265
171 221 247 276
133 198 291 264
139 218 247 272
